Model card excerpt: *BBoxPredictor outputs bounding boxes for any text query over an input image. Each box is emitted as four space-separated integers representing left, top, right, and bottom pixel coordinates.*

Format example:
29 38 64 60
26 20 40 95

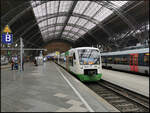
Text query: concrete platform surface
0 64 11 69
1 62 119 112
102 69 149 97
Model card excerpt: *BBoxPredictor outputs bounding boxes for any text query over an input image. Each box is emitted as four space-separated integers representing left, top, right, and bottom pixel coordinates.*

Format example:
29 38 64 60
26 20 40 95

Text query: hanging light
15 43 18 47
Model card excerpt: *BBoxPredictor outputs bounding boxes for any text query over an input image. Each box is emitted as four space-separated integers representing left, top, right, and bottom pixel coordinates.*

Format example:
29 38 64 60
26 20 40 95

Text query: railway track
85 80 149 112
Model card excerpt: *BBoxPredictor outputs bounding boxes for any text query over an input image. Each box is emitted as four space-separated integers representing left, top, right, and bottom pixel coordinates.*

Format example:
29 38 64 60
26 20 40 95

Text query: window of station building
144 53 149 66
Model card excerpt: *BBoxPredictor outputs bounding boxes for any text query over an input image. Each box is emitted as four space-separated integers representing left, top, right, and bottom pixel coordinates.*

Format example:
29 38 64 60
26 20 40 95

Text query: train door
129 54 138 72
66 56 69 70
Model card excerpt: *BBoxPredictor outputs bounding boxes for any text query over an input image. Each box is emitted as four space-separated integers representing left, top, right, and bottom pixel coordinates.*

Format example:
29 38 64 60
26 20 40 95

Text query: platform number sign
1 25 13 44
2 33 13 44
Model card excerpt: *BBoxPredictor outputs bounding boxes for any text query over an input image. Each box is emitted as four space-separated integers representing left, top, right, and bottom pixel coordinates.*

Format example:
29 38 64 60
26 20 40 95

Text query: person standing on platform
22 57 24 71
11 57 14 70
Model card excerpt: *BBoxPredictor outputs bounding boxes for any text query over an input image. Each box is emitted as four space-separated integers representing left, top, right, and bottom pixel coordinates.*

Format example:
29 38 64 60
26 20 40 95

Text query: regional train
35 56 44 65
101 48 149 75
58 47 103 82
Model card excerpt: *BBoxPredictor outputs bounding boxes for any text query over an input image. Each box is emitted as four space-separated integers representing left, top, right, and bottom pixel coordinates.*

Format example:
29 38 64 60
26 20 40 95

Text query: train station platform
0 64 11 69
1 62 119 112
102 69 149 97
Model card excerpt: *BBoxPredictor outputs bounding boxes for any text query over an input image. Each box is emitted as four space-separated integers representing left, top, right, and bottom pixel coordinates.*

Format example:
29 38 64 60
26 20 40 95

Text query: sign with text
1 25 13 44
2 33 13 44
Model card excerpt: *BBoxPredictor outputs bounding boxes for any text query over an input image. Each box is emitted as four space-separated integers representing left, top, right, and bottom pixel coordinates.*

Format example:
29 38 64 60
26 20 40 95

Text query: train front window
78 49 100 65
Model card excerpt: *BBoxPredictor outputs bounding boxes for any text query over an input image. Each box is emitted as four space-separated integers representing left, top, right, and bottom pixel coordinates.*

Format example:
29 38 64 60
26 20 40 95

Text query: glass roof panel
41 3 46 16
48 18 56 25
78 30 86 35
62 31 73 36
84 2 102 18
68 33 74 37
41 30 47 34
94 7 113 22
31 1 38 7
110 1 128 8
56 26 63 30
48 33 55 36
31 1 130 41
71 29 86 36
65 26 73 31
74 35 80 39
57 16 66 23
47 27 55 32
59 1 73 12
47 1 59 14
84 22 96 29
73 1 90 14
71 27 81 33
63 36 75 41
63 32 68 35
39 20 47 28
55 32 60 35
68 16 79 24
76 18 88 26
33 6 39 17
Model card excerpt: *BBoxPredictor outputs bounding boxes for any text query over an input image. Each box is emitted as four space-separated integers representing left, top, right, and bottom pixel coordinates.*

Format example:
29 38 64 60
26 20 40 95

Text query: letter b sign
6 33 11 42
2 33 13 44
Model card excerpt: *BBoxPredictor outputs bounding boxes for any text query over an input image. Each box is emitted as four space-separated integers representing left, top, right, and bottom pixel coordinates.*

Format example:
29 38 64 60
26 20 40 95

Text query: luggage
14 63 18 70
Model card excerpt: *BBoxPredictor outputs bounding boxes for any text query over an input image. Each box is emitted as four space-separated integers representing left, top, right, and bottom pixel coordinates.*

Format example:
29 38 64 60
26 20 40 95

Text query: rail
85 80 149 112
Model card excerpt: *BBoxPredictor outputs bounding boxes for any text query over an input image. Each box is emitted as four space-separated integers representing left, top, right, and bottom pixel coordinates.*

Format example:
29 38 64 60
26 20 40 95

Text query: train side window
73 53 76 60
122 56 129 65
69 57 73 66
107 57 112 64
102 57 104 63
114 57 120 64
144 54 149 66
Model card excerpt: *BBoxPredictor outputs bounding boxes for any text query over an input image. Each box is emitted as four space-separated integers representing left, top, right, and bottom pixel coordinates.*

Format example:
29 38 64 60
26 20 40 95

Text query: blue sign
2 33 13 44
47 56 51 58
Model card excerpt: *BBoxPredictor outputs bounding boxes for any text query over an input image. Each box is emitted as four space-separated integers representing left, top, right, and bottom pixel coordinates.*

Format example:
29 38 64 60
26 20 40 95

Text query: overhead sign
3 25 12 33
1 25 13 44
56 51 60 55
47 56 51 58
2 32 13 44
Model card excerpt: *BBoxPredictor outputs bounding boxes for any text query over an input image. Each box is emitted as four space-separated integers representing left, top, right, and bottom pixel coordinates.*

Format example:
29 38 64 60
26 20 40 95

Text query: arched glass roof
30 1 129 42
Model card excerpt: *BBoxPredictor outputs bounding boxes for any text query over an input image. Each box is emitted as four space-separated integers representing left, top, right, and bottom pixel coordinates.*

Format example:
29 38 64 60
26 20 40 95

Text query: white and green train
58 47 103 82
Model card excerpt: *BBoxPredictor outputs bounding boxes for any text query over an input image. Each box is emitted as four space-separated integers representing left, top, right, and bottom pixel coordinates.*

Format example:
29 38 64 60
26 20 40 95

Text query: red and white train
101 47 149 75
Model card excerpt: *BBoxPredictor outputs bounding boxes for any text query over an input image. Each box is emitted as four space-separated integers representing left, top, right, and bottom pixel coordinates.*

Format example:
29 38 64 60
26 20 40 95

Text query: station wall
43 41 72 55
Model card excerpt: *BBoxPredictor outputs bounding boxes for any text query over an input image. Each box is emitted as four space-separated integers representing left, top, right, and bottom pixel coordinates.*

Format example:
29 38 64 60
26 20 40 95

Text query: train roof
70 47 99 50
101 48 149 56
